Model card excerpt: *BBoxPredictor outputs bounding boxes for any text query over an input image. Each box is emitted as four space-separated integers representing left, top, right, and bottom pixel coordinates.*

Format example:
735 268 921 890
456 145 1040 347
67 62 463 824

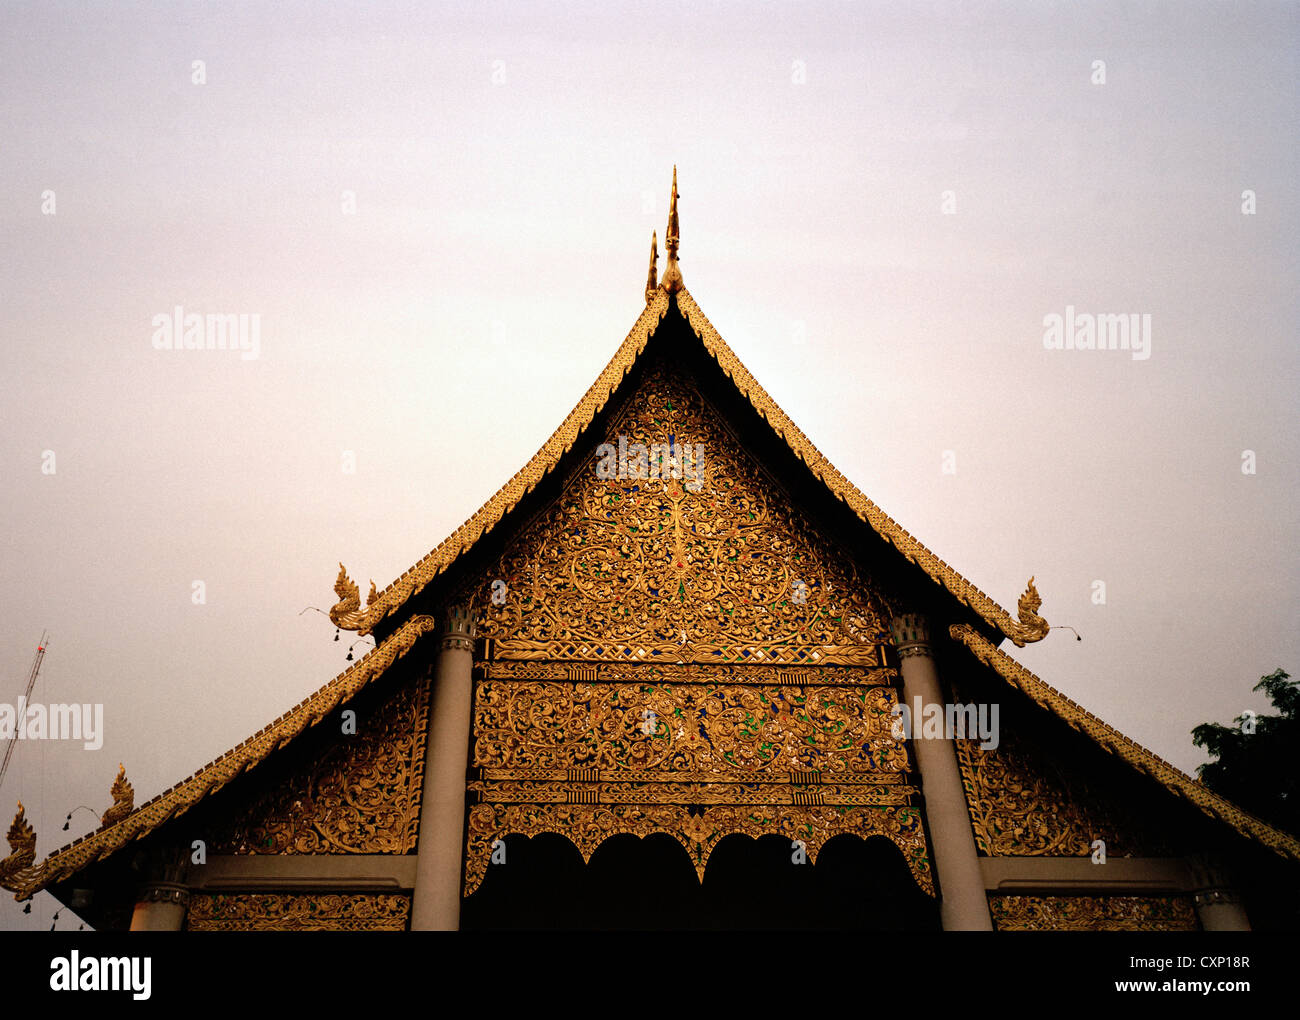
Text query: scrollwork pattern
187 893 409 931
464 361 895 664
956 730 1173 857
466 669 932 897
470 779 916 806
988 895 1197 931
473 678 909 778
480 659 899 686
206 679 430 855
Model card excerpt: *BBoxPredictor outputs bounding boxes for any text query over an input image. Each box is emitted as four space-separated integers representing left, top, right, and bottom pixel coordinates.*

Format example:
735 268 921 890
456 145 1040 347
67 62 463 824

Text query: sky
1 0 1296 931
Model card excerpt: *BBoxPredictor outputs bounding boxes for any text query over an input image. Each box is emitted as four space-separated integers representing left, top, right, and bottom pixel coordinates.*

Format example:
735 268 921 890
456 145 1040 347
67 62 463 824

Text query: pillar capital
1186 852 1241 905
136 882 191 908
128 845 191 931
130 843 190 886
440 604 476 653
1193 887 1242 908
1185 852 1250 929
890 613 932 659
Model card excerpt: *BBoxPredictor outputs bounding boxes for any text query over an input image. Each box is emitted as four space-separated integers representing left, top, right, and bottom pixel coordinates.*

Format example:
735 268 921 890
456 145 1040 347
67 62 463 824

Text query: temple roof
7 174 1299 904
949 625 1300 861
328 283 1053 649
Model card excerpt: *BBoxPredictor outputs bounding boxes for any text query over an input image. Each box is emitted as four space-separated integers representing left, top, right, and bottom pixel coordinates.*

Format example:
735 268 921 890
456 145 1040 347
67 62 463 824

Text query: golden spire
661 166 683 293
644 230 659 304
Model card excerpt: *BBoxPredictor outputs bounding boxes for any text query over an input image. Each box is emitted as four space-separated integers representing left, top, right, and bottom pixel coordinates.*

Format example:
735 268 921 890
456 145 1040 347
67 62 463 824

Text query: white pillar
410 605 476 930
1187 853 1251 931
891 613 993 931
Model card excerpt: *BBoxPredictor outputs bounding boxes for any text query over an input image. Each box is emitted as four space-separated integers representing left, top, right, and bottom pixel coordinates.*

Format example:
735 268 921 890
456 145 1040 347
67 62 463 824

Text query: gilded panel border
479 660 899 686
186 892 410 931
988 894 1198 931
465 802 933 898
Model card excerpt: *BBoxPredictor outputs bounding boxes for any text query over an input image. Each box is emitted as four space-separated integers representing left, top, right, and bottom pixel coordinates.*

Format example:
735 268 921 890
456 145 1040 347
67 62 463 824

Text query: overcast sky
1 1 1296 931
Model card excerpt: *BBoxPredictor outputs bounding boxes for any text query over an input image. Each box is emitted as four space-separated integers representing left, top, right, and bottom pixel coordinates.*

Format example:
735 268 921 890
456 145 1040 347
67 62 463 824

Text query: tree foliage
1192 668 1299 837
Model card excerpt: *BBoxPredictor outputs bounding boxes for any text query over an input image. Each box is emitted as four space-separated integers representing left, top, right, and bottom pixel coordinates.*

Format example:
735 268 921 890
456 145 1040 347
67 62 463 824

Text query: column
890 613 993 931
410 605 476 930
1186 853 1251 931
129 883 189 931
128 846 190 930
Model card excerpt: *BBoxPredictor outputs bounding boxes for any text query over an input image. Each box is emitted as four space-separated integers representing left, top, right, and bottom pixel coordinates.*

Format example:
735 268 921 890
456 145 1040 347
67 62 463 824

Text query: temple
5 170 1298 930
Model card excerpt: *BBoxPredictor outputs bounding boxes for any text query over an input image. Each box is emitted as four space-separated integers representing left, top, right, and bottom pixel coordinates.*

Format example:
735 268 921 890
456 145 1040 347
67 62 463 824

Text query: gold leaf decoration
1005 576 1050 647
205 678 430 855
101 764 134 828
472 676 908 778
465 360 895 665
464 664 933 898
187 892 409 931
466 802 932 898
956 729 1174 857
989 894 1198 931
329 563 383 635
0 802 39 893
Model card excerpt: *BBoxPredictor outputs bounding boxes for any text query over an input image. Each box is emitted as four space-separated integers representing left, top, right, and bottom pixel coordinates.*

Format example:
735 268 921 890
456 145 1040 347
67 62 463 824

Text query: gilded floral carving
957 729 1173 857
989 895 1197 931
465 802 932 897
473 677 909 778
466 668 932 897
205 679 429 855
464 361 895 665
187 893 409 931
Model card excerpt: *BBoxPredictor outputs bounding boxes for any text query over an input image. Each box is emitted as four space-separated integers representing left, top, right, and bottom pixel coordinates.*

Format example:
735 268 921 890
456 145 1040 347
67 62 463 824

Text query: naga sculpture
0 802 42 893
329 563 383 635
101 764 134 828
1006 577 1050 647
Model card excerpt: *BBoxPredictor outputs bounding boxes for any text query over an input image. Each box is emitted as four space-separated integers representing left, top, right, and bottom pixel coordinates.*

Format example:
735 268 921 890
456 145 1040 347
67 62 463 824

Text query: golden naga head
331 563 382 633
8 801 33 844
1007 576 1049 647
4 801 37 874
101 764 134 828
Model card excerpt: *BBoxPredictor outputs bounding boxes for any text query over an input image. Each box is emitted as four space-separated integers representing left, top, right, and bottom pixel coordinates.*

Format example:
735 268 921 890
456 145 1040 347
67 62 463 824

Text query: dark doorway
459 833 586 929
460 831 938 930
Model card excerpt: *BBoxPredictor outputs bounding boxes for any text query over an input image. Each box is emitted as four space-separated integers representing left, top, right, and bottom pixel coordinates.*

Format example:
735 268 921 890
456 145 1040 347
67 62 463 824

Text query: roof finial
661 166 683 293
644 230 659 304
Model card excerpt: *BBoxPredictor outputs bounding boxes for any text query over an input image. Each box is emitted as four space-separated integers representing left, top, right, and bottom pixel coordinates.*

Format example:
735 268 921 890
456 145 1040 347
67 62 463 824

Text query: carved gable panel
463 660 934 898
956 723 1179 858
202 677 430 855
464 359 895 665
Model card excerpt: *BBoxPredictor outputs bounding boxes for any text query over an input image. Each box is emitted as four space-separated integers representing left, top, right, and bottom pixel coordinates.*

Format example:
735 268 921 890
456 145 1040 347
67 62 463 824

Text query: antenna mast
0 632 49 795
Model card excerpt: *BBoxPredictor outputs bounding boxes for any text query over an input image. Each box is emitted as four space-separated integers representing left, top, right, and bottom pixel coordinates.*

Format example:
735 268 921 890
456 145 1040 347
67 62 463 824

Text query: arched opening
460 830 938 929
459 832 586 929
806 834 940 930
584 833 701 929
699 833 816 928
